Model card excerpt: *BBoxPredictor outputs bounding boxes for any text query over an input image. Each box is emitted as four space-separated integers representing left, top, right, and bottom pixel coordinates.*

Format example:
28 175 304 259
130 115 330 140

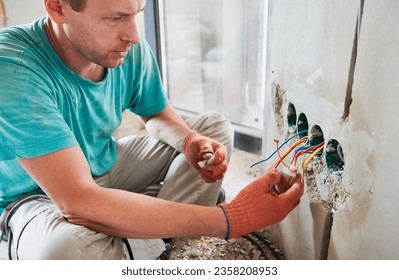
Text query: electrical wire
266 136 308 172
274 139 290 170
122 238 134 260
291 142 324 167
250 130 308 168
242 234 270 259
250 231 284 259
242 231 284 260
251 129 326 181
302 144 324 170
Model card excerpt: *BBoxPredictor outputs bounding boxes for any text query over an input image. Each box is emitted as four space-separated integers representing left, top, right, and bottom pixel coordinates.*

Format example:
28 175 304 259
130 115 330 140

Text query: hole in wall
297 113 309 138
308 125 324 156
287 102 297 133
303 133 349 213
308 125 324 146
325 139 345 178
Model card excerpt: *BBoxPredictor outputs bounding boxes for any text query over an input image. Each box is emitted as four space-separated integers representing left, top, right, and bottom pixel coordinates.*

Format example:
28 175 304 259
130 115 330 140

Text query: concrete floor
0 111 262 259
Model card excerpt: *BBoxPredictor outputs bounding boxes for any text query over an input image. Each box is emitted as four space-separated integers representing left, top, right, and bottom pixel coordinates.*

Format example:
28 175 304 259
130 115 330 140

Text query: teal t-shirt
0 17 168 213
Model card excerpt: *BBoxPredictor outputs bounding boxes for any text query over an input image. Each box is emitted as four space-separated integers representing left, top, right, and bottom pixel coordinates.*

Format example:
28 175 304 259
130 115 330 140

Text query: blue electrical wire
294 145 312 154
250 130 308 168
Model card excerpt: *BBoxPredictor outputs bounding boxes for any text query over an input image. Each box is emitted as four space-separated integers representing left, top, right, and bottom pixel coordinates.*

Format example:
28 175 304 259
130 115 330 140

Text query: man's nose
120 17 140 44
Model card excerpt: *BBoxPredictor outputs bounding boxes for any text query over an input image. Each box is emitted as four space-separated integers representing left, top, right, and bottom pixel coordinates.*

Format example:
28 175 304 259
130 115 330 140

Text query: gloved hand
183 132 228 183
219 169 304 239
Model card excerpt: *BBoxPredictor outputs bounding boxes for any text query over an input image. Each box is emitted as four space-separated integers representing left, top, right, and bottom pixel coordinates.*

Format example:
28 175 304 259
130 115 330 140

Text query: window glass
162 0 267 131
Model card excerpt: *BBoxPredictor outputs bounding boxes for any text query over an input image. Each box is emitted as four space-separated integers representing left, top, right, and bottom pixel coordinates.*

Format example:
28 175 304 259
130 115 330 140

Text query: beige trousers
6 112 233 259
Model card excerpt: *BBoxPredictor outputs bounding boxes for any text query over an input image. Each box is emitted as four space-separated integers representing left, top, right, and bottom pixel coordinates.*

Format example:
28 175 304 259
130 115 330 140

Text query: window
145 0 268 153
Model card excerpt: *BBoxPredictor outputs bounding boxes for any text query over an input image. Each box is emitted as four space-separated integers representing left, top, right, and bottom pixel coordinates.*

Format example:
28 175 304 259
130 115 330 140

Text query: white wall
3 0 46 26
264 0 399 259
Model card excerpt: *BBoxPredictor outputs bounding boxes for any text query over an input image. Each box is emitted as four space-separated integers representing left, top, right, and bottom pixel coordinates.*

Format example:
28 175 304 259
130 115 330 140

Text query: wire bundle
251 130 324 173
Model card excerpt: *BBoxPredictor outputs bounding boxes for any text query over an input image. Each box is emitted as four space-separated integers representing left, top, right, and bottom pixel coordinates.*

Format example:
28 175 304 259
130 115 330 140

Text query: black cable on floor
157 243 175 260
251 231 283 260
242 233 270 260
122 238 134 260
242 231 284 260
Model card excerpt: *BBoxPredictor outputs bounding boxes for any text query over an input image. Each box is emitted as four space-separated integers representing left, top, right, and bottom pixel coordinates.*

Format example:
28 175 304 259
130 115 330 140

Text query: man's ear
44 0 65 24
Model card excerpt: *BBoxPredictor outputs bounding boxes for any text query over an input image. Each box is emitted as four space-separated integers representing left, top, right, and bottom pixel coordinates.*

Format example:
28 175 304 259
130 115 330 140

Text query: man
0 0 304 259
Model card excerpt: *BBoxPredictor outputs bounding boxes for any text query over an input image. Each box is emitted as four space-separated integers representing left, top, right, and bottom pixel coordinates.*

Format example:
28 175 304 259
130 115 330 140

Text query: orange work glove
183 132 228 183
218 169 304 239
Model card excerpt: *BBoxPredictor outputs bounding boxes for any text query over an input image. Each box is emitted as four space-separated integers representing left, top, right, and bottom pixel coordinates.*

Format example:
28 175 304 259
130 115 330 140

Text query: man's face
61 0 146 68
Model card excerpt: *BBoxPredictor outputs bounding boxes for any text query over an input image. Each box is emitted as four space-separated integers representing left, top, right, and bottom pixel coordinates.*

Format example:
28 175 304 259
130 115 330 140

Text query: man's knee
14 206 124 260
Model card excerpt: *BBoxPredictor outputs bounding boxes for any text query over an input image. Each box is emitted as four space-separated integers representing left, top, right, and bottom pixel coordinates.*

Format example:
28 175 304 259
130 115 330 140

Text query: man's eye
108 17 122 22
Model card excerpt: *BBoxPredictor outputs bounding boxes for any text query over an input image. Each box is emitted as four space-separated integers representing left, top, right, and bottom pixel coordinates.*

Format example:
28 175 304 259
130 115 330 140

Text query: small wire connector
198 152 214 169
274 166 298 194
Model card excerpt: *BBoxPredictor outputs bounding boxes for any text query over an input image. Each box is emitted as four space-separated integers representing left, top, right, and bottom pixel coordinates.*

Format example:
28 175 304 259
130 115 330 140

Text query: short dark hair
63 0 86 12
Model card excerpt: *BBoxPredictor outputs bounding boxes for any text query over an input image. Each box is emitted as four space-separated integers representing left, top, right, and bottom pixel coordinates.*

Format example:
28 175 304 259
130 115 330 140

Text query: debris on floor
165 228 284 260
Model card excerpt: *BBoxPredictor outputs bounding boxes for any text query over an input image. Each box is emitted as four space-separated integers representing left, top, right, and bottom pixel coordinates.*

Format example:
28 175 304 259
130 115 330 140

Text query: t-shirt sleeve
0 61 78 161
126 38 168 117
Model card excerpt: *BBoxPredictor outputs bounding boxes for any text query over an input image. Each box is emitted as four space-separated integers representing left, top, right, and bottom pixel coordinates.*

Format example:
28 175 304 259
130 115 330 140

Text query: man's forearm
64 186 228 239
144 105 193 152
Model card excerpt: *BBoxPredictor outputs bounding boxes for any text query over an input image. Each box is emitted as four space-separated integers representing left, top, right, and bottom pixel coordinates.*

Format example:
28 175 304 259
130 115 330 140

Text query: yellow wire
302 145 324 170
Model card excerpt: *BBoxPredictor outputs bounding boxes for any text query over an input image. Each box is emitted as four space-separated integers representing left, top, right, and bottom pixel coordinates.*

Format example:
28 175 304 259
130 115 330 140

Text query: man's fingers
279 180 304 202
262 169 281 187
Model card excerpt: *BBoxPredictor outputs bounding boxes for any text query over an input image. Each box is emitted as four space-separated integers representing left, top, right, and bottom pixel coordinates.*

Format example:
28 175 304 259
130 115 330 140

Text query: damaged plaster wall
263 0 399 259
